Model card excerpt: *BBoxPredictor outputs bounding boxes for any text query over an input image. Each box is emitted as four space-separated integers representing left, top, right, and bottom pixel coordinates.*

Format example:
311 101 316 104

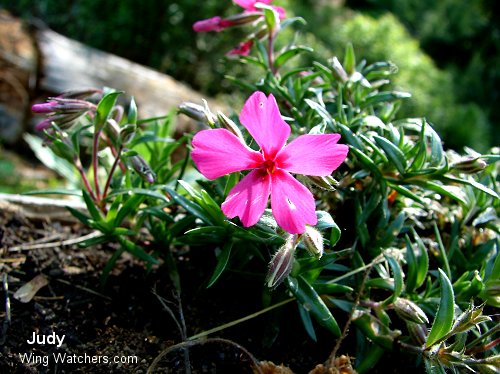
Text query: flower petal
233 0 272 11
276 134 349 176
191 128 262 180
222 169 271 227
239 92 290 159
270 170 317 234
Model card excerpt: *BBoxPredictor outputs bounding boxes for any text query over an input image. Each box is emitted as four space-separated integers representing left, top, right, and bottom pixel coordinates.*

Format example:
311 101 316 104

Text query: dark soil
0 209 411 373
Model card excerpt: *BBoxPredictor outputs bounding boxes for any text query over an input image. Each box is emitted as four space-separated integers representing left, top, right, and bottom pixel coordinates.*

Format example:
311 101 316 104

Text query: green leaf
381 254 404 306
127 96 138 125
23 188 82 197
343 43 356 75
374 135 407 174
312 282 353 294
287 276 341 337
350 147 383 179
361 91 411 107
426 269 455 348
108 188 169 203
274 46 313 70
113 194 145 226
81 189 102 221
207 242 233 288
442 175 499 200
117 237 159 265
164 187 214 225
419 181 467 205
298 304 317 341
95 91 122 131
77 233 109 247
66 206 91 226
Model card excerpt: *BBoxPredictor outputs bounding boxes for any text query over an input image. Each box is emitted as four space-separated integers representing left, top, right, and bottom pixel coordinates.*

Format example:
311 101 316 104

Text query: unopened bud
266 235 298 289
120 124 137 145
451 156 487 174
450 303 491 335
393 298 429 324
406 321 427 346
225 12 262 26
178 102 206 121
307 175 339 191
330 57 348 83
217 111 244 140
302 226 324 258
35 112 82 131
51 136 77 162
57 88 102 100
129 153 155 183
178 101 216 128
103 118 121 143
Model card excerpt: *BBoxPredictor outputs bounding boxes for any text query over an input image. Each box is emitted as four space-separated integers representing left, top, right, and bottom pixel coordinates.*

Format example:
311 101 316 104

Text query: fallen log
0 11 222 144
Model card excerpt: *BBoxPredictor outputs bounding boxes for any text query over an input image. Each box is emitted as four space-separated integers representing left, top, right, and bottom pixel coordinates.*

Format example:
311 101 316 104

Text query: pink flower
234 0 286 18
191 92 349 234
226 40 253 56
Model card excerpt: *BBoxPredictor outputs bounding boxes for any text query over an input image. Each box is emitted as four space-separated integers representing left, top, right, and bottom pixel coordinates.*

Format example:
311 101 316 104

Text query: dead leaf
13 274 49 303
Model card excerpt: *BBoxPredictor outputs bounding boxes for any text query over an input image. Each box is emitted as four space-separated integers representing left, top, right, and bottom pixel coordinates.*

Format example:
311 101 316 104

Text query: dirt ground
0 204 416 373
0 208 335 373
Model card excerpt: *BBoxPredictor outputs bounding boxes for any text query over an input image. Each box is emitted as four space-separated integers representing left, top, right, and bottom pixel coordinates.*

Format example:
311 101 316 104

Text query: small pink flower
226 40 253 56
234 0 285 18
191 92 349 234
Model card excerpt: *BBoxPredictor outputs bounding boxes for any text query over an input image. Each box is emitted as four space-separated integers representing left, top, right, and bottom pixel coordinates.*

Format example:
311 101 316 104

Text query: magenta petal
270 170 317 234
191 129 262 180
239 92 290 159
222 169 271 227
233 0 272 11
276 134 349 176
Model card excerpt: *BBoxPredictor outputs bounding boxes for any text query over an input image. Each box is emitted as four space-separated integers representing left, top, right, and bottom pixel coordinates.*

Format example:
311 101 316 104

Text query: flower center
262 159 277 175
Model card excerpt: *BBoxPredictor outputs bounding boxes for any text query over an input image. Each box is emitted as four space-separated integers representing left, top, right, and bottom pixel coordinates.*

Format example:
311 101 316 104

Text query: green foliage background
2 0 498 151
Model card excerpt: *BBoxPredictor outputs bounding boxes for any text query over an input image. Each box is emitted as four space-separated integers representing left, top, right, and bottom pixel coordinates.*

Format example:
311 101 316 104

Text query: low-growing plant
30 0 499 372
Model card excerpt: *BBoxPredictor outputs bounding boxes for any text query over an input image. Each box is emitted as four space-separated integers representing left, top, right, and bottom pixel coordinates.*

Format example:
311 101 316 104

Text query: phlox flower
191 91 349 234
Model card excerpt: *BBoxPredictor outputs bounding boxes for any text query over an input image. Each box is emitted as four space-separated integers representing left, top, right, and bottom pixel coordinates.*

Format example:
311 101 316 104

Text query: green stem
75 157 97 202
93 129 102 201
433 222 452 281
102 145 123 200
186 298 294 341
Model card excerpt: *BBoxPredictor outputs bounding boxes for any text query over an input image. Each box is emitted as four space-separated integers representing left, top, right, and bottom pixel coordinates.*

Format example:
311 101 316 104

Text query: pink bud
193 16 232 32
32 101 58 114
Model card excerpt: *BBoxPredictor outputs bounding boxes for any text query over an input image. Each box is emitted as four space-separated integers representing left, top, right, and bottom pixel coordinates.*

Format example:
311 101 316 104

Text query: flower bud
217 111 244 141
450 302 491 335
178 102 207 122
120 124 137 145
57 88 102 100
193 16 238 33
406 321 427 346
178 101 216 128
330 57 348 83
302 226 324 258
32 101 58 114
266 235 298 289
224 12 262 26
129 153 156 183
451 156 487 174
393 298 429 324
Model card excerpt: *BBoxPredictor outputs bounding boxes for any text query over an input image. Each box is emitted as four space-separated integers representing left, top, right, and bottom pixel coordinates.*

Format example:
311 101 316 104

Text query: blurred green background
2 0 498 151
